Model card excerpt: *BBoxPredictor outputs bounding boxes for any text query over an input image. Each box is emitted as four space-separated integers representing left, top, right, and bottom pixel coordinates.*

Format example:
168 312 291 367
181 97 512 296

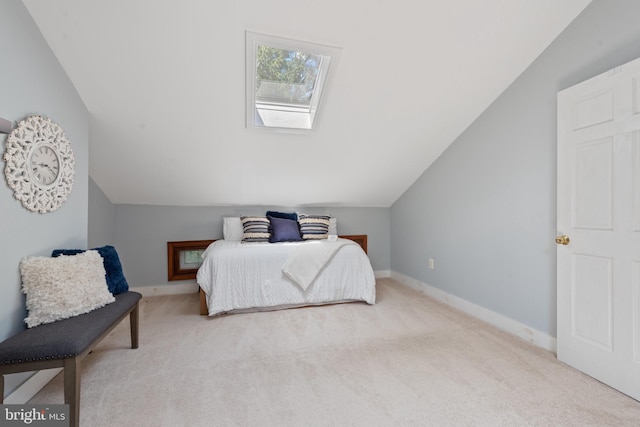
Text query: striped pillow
298 214 331 240
240 216 271 242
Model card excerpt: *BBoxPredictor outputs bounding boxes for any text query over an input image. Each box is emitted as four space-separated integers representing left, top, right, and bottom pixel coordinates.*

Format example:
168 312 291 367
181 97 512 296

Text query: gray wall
390 0 640 338
110 204 389 287
88 177 115 247
0 2 89 396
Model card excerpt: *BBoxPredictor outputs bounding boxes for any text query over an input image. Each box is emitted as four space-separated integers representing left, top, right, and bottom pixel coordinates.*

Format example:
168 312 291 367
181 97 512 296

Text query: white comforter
196 238 376 316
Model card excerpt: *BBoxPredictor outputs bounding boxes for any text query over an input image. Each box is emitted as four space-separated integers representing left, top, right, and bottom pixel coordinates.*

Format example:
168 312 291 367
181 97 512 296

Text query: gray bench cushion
0 291 141 365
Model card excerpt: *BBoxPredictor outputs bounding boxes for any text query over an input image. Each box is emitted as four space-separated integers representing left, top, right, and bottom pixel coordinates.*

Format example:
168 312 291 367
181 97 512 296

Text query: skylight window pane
255 46 322 107
246 32 341 132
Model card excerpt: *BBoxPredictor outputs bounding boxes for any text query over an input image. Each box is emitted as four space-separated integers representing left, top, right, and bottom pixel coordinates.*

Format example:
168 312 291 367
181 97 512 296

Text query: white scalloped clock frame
3 115 75 213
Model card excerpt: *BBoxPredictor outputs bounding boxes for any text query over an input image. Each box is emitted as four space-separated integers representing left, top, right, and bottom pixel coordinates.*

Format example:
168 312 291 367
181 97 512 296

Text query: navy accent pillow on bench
52 245 129 295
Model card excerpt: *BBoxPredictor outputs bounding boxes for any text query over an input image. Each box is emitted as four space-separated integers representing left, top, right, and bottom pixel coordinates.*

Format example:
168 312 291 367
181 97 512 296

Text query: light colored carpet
30 278 640 426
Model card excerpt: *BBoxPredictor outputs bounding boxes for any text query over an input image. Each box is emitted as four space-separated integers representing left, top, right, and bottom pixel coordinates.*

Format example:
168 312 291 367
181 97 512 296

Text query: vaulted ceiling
23 0 591 207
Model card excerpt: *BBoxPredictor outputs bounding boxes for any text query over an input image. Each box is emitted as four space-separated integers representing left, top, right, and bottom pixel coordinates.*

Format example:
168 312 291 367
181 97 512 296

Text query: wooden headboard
339 235 367 254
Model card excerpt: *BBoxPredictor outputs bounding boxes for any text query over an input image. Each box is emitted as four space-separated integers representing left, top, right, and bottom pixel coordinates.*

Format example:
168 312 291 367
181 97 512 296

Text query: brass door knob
555 235 570 245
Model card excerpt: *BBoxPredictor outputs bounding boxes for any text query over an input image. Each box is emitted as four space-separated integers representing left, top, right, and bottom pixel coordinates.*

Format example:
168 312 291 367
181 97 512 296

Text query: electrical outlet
428 258 434 270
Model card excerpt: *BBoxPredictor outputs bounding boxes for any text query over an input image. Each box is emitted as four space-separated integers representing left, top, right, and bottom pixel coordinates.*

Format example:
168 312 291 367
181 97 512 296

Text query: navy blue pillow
266 210 297 221
268 216 303 243
51 245 129 295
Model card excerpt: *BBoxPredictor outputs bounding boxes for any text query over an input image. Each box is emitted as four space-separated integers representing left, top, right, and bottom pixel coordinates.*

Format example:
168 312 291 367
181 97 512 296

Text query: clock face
29 145 60 186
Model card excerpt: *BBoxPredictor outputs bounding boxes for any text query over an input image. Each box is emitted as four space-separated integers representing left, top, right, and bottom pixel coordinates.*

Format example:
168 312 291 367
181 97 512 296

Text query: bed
196 215 376 316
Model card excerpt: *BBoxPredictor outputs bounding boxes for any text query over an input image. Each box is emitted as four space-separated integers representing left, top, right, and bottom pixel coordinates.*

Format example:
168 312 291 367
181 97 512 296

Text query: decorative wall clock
3 115 75 213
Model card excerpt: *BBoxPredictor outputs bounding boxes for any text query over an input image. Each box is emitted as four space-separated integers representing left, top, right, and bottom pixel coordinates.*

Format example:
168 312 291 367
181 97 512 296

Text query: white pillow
329 217 338 235
20 250 115 328
223 217 244 241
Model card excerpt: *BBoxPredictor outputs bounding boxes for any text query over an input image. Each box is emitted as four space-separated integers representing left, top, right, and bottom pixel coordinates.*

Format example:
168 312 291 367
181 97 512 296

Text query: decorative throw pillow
240 216 271 242
52 245 129 295
20 250 115 328
298 214 331 240
268 215 303 243
223 217 244 241
266 210 297 221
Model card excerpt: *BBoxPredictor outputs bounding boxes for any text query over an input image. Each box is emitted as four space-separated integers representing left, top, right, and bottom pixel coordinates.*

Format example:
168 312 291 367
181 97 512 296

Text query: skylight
246 31 341 131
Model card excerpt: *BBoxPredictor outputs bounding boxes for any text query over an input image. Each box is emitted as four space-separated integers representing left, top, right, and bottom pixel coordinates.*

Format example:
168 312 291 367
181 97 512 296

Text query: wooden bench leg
64 357 80 427
130 302 139 349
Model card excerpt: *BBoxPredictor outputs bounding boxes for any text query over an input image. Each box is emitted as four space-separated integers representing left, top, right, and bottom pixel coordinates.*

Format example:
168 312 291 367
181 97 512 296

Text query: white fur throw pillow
20 250 115 328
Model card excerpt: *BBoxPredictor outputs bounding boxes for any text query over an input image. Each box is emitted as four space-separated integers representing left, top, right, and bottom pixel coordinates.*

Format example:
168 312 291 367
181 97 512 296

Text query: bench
0 291 142 427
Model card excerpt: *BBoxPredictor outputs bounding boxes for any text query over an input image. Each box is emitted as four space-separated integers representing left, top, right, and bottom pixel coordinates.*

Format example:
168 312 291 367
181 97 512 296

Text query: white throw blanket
282 239 355 290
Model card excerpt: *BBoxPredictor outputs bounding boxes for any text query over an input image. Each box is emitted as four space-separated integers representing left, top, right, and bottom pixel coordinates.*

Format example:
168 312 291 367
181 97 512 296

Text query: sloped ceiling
23 0 591 207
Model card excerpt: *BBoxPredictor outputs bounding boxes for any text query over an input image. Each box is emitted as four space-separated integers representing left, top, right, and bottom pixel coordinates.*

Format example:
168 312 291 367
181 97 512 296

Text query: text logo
0 405 68 427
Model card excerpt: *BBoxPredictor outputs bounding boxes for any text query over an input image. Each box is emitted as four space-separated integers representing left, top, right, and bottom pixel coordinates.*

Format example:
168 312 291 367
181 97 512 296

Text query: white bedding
282 239 353 290
196 238 376 316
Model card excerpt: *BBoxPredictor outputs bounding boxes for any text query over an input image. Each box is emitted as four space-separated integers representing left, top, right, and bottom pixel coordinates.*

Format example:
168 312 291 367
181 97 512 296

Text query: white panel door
557 57 640 401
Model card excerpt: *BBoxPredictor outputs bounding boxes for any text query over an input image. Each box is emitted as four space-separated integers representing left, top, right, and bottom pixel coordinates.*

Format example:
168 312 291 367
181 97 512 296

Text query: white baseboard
374 270 391 278
390 271 557 353
132 282 199 297
4 368 62 404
